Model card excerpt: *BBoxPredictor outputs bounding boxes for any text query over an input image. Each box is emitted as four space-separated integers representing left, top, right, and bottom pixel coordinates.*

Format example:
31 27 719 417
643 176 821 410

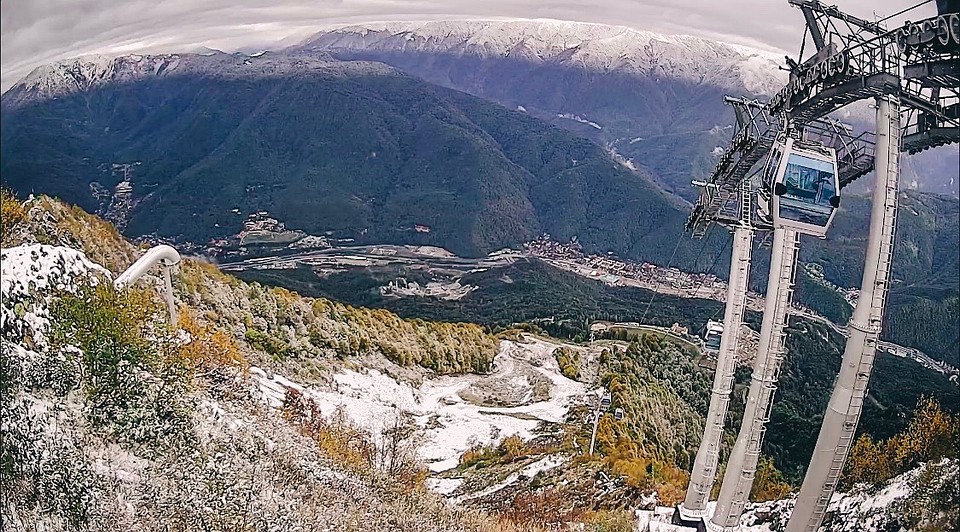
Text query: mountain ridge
1 50 704 264
300 19 788 95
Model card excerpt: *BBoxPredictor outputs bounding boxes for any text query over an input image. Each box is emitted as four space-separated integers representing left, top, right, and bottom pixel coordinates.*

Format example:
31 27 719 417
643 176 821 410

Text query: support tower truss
675 3 959 530
786 95 902 532
678 180 755 520
708 227 799 532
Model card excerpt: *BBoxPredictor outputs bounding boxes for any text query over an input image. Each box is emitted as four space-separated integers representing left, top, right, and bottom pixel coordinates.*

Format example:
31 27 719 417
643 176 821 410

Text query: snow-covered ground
251 336 588 473
1 244 109 347
453 454 567 504
305 20 787 94
636 458 959 532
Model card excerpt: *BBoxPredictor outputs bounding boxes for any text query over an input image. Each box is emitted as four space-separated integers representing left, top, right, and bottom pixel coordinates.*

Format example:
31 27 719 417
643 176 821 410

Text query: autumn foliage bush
842 397 959 489
176 310 247 373
0 188 25 245
553 347 580 381
459 434 533 469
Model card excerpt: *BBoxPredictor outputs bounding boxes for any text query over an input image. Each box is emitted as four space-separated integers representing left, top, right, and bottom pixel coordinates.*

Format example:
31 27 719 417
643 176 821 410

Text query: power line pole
588 391 611 456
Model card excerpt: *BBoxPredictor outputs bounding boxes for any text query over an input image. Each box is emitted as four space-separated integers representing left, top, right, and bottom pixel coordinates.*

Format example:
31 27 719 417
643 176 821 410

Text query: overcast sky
1 0 936 91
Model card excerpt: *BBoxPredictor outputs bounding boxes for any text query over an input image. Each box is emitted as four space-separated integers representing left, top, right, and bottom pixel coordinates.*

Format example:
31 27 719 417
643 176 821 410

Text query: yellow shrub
0 188 26 244
177 309 247 372
843 397 959 489
501 435 528 462
750 456 792 502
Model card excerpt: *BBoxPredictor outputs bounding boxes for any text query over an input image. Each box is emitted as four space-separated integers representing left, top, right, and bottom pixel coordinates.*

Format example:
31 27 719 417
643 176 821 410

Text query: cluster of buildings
880 342 959 381
379 278 476 300
523 235 760 309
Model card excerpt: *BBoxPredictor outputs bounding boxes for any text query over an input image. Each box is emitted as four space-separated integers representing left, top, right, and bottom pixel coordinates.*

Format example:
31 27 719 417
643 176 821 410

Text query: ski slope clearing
252 336 590 473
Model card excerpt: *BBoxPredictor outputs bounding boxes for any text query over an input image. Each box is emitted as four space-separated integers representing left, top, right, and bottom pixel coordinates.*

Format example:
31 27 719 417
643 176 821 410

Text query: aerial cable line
639 222 716 325
690 230 732 301
875 0 933 25
638 230 687 325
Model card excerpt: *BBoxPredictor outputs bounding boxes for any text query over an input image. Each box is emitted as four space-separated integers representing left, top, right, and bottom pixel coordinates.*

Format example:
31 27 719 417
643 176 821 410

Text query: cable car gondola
600 392 612 410
760 137 840 237
703 320 724 353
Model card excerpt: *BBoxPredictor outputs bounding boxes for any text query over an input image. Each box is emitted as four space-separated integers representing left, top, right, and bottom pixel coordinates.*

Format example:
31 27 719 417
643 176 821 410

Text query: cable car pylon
677 179 755 522
653 2 958 530
785 94 903 532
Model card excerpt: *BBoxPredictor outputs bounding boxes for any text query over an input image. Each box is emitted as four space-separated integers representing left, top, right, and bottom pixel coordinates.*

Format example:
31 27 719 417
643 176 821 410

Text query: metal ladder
724 229 798 524
804 98 902 530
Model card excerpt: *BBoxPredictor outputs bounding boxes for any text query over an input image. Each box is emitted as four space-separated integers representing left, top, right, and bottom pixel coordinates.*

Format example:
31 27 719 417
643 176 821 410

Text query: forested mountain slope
1 52 705 266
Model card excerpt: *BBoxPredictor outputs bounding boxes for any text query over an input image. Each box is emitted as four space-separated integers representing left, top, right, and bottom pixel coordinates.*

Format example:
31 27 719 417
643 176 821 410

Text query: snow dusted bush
48 281 195 449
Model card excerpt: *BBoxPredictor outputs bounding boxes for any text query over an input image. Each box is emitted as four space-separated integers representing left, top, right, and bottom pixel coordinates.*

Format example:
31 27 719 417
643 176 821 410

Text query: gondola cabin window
768 137 840 237
779 152 837 226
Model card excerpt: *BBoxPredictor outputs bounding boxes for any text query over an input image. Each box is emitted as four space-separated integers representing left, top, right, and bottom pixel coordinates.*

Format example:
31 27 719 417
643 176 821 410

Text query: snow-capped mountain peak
303 19 789 94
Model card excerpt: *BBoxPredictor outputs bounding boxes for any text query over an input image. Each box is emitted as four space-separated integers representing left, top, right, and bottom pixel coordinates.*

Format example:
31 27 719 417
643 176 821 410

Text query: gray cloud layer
1 0 936 90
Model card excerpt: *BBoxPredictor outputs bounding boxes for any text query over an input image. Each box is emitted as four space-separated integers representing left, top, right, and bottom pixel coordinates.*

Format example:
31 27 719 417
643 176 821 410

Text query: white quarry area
557 112 603 129
306 20 788 94
606 146 640 171
404 245 457 258
251 336 589 473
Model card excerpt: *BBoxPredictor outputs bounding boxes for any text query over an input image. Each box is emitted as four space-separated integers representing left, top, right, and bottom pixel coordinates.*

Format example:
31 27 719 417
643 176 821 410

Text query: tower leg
709 226 799 531
679 224 754 520
163 265 178 325
786 96 901 532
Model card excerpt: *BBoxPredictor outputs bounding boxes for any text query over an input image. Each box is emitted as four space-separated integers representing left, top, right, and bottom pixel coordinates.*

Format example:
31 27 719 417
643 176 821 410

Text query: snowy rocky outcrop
0 244 109 348
742 458 959 531
303 20 788 94
1 51 394 108
637 459 959 531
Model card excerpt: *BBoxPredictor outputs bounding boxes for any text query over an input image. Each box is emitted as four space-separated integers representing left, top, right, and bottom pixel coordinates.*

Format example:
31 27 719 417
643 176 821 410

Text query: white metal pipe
710 227 798 532
114 244 182 324
679 223 754 519
786 95 901 532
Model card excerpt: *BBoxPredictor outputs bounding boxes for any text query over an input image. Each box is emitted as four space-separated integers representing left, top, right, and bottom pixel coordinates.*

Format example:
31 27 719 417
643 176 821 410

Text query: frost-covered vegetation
0 196 523 531
2 195 956 531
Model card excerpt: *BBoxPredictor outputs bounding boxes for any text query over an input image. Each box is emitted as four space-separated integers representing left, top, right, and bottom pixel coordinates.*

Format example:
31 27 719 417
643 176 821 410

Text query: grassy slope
239 258 960 482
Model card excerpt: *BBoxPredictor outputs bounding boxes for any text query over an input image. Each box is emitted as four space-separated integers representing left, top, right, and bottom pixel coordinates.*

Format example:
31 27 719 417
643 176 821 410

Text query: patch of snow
606 147 638 171
250 337 587 473
557 112 602 129
1 244 110 347
426 477 463 495
455 454 567 503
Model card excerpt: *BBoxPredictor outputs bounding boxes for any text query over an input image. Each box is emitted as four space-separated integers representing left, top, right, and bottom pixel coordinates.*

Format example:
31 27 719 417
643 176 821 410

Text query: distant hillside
2 50 957 367
302 20 959 199
235 257 960 482
1 52 717 265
